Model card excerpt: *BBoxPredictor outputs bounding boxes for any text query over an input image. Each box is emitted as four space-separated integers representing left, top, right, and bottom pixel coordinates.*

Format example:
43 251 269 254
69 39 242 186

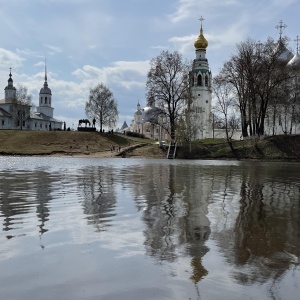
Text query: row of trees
8 34 299 136
85 51 190 137
137 39 300 143
214 37 300 139
13 38 297 135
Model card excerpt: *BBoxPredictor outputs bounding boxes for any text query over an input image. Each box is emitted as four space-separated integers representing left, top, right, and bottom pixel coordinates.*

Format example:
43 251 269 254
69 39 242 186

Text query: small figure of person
92 118 96 128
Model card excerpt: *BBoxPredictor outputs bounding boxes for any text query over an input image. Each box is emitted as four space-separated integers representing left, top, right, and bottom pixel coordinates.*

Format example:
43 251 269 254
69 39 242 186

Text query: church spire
38 59 53 117
4 67 16 101
8 67 13 85
44 58 48 88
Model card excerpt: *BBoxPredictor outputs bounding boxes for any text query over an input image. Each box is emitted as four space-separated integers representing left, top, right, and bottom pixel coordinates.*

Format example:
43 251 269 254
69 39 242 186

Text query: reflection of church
0 66 62 130
0 170 52 242
127 163 211 283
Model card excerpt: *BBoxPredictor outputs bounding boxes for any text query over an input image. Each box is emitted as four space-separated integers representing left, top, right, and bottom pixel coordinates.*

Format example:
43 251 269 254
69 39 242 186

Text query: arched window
40 97 43 105
205 75 208 87
45 97 47 104
197 74 202 86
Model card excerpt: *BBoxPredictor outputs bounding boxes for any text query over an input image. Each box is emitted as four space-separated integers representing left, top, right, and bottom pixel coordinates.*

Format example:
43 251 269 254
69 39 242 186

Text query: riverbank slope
0 130 299 160
0 130 166 158
176 135 300 161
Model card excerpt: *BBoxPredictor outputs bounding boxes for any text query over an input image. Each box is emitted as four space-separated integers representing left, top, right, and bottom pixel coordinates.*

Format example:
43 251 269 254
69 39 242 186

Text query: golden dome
194 26 208 50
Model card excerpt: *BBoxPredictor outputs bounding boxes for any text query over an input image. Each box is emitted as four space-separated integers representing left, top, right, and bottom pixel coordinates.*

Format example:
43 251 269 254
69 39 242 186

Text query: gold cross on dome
199 16 205 27
275 20 287 39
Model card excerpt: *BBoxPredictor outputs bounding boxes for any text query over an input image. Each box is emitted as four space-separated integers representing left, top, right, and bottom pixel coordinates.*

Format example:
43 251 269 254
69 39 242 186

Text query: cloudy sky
0 0 299 129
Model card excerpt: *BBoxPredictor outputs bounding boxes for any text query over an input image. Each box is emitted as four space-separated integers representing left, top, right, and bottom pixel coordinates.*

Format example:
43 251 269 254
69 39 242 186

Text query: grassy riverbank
177 134 300 161
0 130 299 160
0 130 137 156
0 130 167 158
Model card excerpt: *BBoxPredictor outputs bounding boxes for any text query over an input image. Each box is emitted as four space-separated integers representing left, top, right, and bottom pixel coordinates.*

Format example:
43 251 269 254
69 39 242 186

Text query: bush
125 131 146 138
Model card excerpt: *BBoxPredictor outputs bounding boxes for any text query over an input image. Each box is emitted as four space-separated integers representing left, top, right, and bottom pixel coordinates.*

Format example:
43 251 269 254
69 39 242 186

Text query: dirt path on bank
51 143 156 158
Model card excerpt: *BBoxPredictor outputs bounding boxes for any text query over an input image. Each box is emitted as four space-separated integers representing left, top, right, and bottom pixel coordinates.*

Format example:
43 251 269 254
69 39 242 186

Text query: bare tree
285 62 300 134
219 38 293 137
146 50 191 141
11 84 32 130
213 75 239 152
175 91 201 152
85 83 118 132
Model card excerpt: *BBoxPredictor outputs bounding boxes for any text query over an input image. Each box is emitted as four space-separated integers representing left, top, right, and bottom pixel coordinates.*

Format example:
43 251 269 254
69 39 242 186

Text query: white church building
0 67 62 131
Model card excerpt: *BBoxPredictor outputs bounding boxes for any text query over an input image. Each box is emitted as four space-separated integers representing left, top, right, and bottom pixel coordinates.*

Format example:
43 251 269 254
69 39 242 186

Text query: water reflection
0 158 299 299
78 167 117 231
206 163 300 297
126 164 214 284
233 166 300 285
0 170 61 240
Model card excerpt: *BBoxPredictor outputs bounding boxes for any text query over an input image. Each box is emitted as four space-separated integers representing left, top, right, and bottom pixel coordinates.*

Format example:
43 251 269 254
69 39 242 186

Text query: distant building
120 121 129 131
0 66 62 130
264 35 300 136
131 99 169 141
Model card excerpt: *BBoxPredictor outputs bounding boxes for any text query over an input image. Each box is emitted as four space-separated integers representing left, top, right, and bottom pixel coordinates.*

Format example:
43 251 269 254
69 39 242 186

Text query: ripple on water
0 158 300 300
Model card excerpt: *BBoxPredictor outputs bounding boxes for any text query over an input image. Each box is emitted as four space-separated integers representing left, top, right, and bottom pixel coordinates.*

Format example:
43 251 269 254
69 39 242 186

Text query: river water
0 157 299 300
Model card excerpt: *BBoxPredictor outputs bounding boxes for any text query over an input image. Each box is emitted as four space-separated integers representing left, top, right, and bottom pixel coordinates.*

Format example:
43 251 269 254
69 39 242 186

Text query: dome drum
40 87 52 95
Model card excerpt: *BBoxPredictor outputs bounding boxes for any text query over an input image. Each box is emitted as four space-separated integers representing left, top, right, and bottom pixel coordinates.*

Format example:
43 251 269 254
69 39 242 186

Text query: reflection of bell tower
190 17 212 139
37 60 54 118
190 257 208 283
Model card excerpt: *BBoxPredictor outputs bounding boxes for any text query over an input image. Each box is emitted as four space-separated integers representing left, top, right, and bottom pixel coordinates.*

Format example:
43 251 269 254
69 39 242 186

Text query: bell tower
4 68 16 102
190 17 212 139
37 60 54 118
